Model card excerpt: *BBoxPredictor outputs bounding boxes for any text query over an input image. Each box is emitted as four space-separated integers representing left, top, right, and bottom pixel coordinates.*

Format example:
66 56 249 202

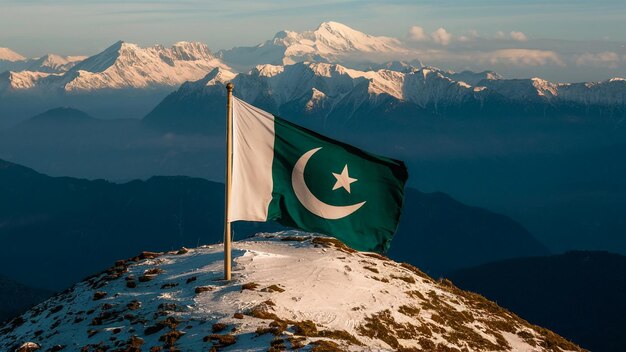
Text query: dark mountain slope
0 159 547 291
0 158 226 290
390 188 550 276
0 276 52 324
449 251 626 352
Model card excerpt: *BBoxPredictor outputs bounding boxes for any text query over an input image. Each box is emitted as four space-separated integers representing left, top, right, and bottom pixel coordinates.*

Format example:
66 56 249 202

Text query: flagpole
224 82 234 281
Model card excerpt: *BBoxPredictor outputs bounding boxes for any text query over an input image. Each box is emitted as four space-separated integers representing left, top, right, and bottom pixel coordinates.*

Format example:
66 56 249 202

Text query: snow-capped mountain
24 54 87 73
144 62 500 132
0 47 26 62
174 62 491 110
0 70 57 91
480 77 626 105
0 48 85 74
144 59 626 134
218 21 415 71
56 41 230 91
0 41 230 93
0 232 581 352
445 70 504 86
354 59 424 73
2 21 625 126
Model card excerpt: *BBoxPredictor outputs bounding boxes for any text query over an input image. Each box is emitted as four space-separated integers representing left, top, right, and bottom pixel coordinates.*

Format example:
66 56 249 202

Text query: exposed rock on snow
0 232 581 352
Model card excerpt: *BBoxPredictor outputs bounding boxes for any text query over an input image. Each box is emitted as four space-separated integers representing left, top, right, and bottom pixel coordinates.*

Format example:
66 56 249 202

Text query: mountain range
2 157 621 351
0 41 227 92
144 63 626 136
1 21 625 134
0 47 85 74
1 22 624 114
0 157 547 291
0 41 230 124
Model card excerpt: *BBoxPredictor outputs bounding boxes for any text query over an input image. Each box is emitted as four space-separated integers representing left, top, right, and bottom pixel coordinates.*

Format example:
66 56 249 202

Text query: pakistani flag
228 97 408 252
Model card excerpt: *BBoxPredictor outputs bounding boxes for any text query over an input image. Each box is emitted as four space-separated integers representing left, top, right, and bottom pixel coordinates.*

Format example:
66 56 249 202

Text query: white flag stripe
228 97 275 222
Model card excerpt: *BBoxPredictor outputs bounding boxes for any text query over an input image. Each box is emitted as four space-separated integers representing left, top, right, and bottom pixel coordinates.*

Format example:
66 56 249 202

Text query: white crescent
291 147 366 220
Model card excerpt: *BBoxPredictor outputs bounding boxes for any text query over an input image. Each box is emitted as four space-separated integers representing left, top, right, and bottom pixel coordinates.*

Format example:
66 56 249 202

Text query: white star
332 164 358 193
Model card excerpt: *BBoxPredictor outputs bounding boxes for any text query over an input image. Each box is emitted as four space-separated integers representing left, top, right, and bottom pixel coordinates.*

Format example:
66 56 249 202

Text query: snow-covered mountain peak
479 77 560 102
312 21 403 53
365 60 424 73
18 40 233 91
0 47 26 62
307 61 349 77
0 232 582 351
420 67 434 78
169 41 215 61
0 70 56 90
318 20 350 31
219 21 415 71
70 40 127 73
253 64 285 77
267 21 404 55
530 78 559 97
444 70 503 86
175 67 237 96
201 67 237 86
270 30 300 45
28 54 87 73
283 21 407 58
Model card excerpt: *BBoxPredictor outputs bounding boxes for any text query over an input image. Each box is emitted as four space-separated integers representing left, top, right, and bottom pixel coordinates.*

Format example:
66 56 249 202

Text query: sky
1 0 625 81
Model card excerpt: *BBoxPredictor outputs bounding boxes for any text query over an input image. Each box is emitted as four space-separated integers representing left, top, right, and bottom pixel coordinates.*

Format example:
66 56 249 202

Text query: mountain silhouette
449 251 626 352
0 158 547 293
391 188 549 276
0 275 51 324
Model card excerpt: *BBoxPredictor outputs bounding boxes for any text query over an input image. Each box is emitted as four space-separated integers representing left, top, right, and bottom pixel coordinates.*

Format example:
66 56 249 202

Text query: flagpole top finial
226 82 234 92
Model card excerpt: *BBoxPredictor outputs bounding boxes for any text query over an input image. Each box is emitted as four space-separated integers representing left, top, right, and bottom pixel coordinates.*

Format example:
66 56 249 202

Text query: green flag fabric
228 97 408 252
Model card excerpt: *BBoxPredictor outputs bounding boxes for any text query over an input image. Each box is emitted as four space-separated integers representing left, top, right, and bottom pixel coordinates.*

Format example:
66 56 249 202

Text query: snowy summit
1 232 581 352
0 48 27 62
218 21 413 71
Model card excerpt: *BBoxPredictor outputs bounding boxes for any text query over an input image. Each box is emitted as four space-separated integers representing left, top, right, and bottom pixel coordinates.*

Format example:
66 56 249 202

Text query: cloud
510 31 528 42
407 26 526 46
432 27 452 46
407 26 428 41
574 51 620 68
494 30 528 42
486 49 565 66
407 25 453 45
457 30 479 43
